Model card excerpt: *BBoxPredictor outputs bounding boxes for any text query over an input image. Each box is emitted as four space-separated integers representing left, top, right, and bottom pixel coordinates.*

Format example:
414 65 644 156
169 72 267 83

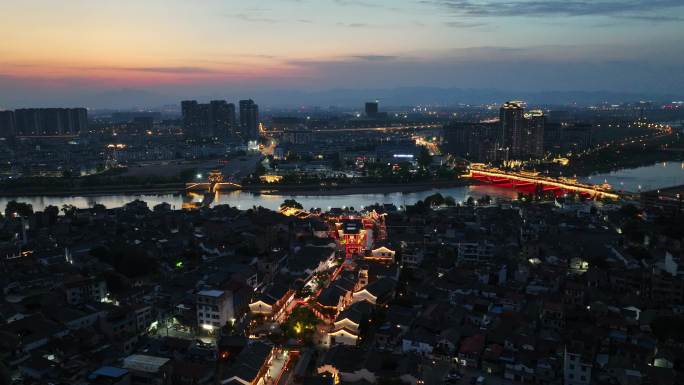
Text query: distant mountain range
251 88 682 108
5 87 682 110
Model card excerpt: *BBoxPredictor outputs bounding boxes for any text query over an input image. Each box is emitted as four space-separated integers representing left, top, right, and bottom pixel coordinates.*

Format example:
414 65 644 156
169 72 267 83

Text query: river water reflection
579 161 684 193
2 162 683 211
0 185 518 212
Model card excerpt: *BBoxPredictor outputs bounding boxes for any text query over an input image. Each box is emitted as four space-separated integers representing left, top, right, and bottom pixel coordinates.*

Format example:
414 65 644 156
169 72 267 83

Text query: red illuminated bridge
466 167 620 199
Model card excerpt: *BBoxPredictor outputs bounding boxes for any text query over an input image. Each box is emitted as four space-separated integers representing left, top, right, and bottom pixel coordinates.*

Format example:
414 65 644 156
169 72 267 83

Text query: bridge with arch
466 167 620 199
185 170 242 193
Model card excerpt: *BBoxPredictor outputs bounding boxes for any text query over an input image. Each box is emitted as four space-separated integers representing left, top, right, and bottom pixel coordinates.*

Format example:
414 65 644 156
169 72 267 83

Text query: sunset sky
1 0 683 107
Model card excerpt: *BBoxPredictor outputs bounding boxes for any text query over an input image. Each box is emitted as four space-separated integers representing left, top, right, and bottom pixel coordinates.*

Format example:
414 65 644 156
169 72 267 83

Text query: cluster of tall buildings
365 101 379 118
364 100 388 119
181 99 259 141
444 101 546 162
0 108 87 138
239 99 259 141
0 111 13 139
443 122 499 162
500 101 545 160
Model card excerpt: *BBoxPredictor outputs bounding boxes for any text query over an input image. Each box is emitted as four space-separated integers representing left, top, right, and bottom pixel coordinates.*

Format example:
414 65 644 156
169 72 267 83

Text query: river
579 161 684 193
2 162 683 212
0 185 518 212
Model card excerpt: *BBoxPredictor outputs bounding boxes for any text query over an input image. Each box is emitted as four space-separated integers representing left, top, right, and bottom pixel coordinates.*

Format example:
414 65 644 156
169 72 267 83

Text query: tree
61 204 77 217
477 195 492 205
417 147 432 170
297 285 314 298
444 196 456 206
91 243 158 278
93 203 107 212
424 193 445 207
280 199 303 210
222 319 236 335
405 200 429 216
620 204 640 219
623 219 646 244
283 306 320 343
313 271 330 288
254 163 267 177
153 202 170 212
5 200 33 217
44 205 59 224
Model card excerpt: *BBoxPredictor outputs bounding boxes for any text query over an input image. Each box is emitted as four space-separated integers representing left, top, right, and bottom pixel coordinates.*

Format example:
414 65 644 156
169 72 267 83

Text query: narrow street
260 350 292 385
423 361 523 385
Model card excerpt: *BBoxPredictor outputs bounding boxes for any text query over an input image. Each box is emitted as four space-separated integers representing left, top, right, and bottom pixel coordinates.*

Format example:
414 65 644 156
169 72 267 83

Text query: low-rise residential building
249 283 295 320
197 289 234 332
564 341 594 385
220 341 274 385
64 276 107 305
123 354 172 385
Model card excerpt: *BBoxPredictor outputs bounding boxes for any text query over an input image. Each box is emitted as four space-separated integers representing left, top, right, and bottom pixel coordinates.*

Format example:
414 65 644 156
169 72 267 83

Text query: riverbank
242 179 472 196
1 182 503 213
577 155 684 178
0 183 186 197
539 132 684 178
0 179 473 198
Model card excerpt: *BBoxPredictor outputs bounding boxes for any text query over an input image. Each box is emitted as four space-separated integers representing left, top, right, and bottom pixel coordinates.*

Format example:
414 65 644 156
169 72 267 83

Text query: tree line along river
1 162 683 213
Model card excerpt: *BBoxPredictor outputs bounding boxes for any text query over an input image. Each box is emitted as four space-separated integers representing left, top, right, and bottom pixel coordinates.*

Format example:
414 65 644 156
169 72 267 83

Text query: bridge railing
467 167 619 199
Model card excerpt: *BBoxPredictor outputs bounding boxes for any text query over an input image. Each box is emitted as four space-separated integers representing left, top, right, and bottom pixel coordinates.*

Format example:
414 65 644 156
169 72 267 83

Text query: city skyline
2 0 684 108
2 4 684 384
